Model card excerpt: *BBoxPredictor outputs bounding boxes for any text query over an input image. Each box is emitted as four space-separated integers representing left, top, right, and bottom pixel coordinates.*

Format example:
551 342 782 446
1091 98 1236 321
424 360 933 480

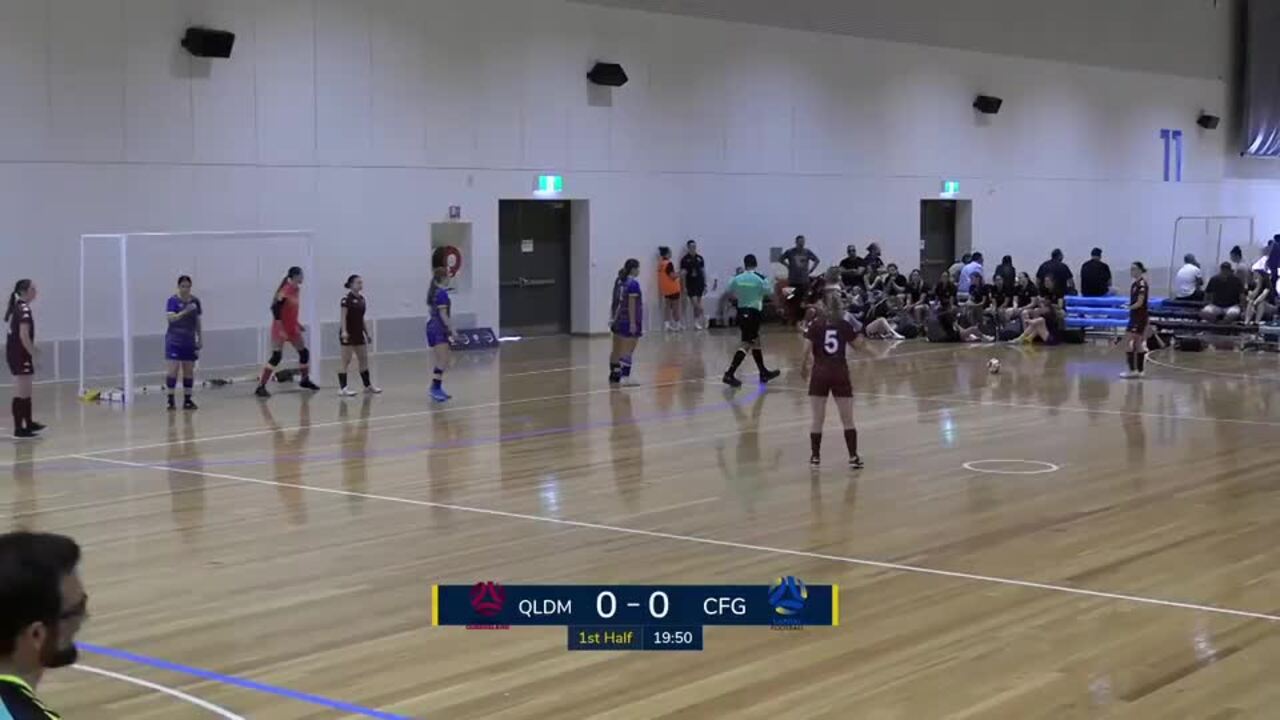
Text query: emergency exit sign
535 175 564 194
941 180 960 196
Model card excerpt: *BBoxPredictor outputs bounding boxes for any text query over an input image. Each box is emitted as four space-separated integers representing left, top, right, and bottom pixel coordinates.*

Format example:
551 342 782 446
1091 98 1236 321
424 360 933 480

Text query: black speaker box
587 62 628 87
1197 113 1220 130
182 27 235 59
973 95 1003 114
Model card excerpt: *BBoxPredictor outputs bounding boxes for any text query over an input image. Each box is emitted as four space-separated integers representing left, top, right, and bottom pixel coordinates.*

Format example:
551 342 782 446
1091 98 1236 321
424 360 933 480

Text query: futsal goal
77 230 316 402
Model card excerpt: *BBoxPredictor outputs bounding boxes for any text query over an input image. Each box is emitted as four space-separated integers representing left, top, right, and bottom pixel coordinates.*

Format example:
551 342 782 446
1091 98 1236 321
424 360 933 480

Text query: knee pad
268 350 283 367
298 347 310 365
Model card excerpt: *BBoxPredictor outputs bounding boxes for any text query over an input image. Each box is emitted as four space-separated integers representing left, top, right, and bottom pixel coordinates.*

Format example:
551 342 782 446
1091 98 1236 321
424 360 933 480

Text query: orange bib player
801 297 863 469
256 266 319 398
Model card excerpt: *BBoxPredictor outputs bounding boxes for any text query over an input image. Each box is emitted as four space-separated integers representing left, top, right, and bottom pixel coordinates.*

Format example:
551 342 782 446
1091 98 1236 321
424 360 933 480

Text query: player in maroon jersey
800 294 864 469
1120 261 1150 379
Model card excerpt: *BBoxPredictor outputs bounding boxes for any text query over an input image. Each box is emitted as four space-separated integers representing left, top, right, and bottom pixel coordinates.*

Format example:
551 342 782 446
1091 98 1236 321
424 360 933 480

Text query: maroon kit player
1121 261 1150 379
801 294 864 469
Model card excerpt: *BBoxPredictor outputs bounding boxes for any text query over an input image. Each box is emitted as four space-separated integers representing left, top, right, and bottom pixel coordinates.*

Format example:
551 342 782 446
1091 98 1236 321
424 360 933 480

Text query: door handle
524 278 556 287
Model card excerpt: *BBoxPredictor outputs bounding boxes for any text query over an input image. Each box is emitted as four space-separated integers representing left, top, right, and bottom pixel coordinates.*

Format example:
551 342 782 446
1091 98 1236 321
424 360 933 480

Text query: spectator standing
993 255 1016 290
680 239 708 331
1036 249 1074 294
1173 253 1204 301
1079 248 1113 297
863 243 885 281
949 253 971 284
1228 246 1251 288
1202 262 1245 322
779 235 820 324
958 252 984 295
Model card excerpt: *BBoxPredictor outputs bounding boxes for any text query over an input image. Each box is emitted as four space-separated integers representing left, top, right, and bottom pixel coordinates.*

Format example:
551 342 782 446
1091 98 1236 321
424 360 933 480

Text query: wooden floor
5 332 1280 719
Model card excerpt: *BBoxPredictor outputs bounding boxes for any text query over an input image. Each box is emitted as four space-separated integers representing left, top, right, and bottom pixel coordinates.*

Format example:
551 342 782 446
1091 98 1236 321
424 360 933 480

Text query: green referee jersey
0 676 59 720
729 271 773 311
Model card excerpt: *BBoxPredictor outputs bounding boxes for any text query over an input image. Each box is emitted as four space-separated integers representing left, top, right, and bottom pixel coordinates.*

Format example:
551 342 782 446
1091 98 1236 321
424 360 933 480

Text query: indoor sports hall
3 1 1280 718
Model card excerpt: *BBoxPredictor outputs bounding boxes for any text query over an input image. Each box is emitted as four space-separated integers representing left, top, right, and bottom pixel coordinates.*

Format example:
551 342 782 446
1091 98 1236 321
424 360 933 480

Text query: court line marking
73 663 247 719
76 454 1280 624
79 644 413 720
8 344 956 467
962 459 1061 475
1144 349 1280 382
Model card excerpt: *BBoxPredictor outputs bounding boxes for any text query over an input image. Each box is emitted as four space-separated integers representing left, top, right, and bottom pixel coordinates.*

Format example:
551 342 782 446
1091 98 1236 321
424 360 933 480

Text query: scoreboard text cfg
432 580 838 651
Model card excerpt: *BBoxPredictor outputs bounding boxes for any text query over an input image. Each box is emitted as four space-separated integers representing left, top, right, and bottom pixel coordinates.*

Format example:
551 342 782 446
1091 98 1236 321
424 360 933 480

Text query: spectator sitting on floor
1079 247 1112 297
1174 253 1204 302
962 272 990 327
1202 261 1245 323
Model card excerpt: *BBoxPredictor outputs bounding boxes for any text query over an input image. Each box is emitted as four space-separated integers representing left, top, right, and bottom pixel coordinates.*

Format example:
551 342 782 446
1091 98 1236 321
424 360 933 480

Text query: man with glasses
0 532 87 719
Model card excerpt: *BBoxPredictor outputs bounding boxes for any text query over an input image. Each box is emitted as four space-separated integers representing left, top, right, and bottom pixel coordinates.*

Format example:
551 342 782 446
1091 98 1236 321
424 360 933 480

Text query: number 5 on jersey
823 329 839 355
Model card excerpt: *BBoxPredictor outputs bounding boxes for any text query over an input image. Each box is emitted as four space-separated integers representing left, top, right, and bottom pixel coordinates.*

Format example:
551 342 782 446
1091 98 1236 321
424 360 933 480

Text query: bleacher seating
1063 295 1165 331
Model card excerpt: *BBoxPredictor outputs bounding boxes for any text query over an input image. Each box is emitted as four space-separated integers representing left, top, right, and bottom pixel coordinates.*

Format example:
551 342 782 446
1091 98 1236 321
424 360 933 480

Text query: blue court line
79 643 416 720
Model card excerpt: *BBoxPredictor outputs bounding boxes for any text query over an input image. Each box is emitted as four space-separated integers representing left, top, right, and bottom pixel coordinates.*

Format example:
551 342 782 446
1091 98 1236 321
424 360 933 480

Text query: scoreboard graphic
432 577 838 652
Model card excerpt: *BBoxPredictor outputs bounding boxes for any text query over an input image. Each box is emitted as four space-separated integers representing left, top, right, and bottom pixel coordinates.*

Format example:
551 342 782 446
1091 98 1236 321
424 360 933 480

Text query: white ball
987 358 1001 374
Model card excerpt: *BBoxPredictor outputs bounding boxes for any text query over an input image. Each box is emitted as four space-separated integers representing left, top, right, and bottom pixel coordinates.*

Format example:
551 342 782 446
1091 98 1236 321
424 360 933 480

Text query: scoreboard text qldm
432 577 838 652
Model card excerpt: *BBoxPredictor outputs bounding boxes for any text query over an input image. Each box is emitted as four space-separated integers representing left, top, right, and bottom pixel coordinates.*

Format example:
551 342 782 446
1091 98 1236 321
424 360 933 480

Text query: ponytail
344 274 359 290
5 279 31 322
277 266 304 292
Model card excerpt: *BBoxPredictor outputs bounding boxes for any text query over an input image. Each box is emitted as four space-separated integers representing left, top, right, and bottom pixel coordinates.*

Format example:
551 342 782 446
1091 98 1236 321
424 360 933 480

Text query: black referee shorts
737 307 763 344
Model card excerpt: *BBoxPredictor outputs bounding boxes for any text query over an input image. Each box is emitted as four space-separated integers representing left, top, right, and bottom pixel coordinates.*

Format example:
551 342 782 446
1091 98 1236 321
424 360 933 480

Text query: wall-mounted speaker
1197 113 1221 130
181 27 235 59
587 62 628 87
973 95 1003 114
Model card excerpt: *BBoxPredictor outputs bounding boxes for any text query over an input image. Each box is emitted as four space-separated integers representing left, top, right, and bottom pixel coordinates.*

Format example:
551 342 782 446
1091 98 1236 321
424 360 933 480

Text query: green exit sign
535 175 564 194
941 180 960 196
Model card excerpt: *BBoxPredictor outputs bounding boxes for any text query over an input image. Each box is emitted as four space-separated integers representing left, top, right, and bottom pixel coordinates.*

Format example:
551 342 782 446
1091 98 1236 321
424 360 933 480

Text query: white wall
0 0 1274 340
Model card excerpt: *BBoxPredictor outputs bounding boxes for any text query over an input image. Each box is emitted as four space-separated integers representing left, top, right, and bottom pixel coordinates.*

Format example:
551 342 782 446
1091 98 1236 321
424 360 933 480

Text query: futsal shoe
167 397 177 411
849 455 865 470
299 379 320 391
13 428 38 439
609 372 622 385
364 385 383 394
339 386 358 397
759 369 782 384
27 421 45 433
810 455 821 467
183 399 198 411
430 386 450 403
722 373 743 388
1119 370 1140 379
254 385 271 398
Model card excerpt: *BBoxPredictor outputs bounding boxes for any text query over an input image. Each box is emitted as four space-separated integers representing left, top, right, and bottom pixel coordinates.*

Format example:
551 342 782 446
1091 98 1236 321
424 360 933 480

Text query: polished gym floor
5 331 1280 719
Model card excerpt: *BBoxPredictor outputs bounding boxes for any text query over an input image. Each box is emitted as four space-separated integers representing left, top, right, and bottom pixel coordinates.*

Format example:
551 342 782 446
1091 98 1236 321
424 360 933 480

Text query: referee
722 254 782 388
0 532 87 719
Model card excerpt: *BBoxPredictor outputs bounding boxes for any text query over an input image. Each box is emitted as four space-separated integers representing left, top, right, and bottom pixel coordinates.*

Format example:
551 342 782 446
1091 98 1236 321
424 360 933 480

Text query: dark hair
277 266 303 292
961 253 971 263
1002 255 1012 264
5 279 32 323
658 246 671 258
1132 261 1146 273
177 275 192 286
1051 249 1064 261
1184 253 1196 264
0 532 81 656
344 274 360 289
1220 261 1234 272
617 258 640 282
971 252 983 263
1091 248 1102 258
1230 245 1243 257
743 254 758 269
795 235 805 243
686 239 696 248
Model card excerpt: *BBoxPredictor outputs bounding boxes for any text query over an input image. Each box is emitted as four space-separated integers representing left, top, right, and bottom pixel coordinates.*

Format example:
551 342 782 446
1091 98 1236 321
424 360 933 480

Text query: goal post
78 230 317 402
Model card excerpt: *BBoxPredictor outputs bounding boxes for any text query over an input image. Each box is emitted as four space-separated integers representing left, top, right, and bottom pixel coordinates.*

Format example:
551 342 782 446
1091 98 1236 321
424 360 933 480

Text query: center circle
962 459 1060 475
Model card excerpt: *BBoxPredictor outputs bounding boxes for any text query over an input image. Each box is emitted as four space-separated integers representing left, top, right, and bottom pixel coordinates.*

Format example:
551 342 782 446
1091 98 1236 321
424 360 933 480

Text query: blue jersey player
164 275 202 410
426 265 454 402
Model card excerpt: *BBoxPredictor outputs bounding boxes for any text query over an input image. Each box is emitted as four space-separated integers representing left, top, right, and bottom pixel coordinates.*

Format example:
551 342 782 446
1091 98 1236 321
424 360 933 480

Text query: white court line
1144 350 1280 382
73 664 246 719
10 344 955 467
77 454 1280 624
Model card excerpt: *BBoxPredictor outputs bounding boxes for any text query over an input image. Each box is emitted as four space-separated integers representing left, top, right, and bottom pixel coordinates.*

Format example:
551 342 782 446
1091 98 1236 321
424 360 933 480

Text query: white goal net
78 230 316 401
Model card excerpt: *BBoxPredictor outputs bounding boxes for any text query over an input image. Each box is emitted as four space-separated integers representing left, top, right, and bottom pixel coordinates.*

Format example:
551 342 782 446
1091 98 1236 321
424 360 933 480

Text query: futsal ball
987 358 1001 374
